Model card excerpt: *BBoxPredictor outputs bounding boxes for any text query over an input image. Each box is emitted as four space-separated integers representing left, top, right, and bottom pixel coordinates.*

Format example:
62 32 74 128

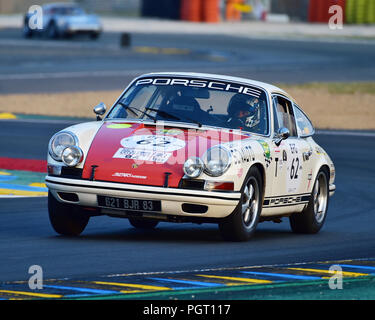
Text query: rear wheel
289 169 329 234
48 192 89 236
219 167 263 241
128 218 159 229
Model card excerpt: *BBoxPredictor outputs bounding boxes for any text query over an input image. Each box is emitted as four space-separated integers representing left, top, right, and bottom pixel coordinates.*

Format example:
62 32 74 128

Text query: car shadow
50 223 298 244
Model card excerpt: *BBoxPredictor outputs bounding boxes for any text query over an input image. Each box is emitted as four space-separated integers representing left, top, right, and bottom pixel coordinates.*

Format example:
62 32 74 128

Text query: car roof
139 72 294 100
42 2 79 9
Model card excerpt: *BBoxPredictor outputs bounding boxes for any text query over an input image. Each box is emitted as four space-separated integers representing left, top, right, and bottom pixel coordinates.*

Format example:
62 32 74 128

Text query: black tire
23 16 33 38
128 218 159 229
46 21 59 39
219 167 263 241
289 169 329 234
90 32 100 40
63 33 73 40
23 25 33 38
48 192 89 236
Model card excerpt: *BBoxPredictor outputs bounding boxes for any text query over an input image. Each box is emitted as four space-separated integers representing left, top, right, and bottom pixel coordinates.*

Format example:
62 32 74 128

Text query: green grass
278 82 375 95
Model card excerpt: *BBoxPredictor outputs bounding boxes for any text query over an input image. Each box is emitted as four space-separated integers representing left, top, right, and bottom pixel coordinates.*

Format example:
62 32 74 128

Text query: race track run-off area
1 259 375 300
0 157 47 197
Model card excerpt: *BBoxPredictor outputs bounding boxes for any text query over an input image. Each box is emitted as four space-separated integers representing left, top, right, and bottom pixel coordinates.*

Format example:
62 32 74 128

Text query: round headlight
183 157 204 178
62 146 83 167
202 146 231 177
49 131 78 161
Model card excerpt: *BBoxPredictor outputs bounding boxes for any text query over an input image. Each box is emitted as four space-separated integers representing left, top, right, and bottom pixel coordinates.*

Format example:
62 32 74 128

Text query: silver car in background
23 2 102 40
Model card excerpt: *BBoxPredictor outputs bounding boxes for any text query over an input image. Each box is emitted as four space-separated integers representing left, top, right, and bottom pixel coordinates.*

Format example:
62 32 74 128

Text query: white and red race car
46 72 335 241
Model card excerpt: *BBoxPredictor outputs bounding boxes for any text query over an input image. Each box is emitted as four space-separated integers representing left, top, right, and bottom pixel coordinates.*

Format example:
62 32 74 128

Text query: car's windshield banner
135 77 263 98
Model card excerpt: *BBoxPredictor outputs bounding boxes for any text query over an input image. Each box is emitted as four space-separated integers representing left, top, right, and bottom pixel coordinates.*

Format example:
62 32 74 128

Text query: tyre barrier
180 0 221 23
308 0 346 23
309 0 375 24
346 0 375 24
368 0 375 24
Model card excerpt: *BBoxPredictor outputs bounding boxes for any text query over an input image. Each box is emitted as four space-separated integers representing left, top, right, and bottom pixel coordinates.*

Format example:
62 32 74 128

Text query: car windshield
50 6 85 15
107 77 269 135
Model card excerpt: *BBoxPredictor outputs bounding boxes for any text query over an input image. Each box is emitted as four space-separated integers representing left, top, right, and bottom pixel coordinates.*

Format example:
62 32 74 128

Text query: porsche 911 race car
46 72 336 241
23 3 102 39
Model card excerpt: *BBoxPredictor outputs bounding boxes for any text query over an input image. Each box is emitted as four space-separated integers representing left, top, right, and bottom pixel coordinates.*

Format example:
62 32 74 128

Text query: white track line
103 257 375 278
316 130 375 137
0 195 46 198
0 70 143 80
0 118 87 124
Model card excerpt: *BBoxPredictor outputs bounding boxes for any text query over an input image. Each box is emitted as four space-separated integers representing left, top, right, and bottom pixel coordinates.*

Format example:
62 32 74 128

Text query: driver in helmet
227 94 261 130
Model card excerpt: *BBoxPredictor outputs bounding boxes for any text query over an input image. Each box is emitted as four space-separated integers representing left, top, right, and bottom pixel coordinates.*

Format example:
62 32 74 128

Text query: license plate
98 196 161 212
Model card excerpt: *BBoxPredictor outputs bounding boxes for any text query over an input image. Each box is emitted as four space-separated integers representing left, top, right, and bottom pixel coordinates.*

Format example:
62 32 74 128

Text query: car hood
81 122 250 187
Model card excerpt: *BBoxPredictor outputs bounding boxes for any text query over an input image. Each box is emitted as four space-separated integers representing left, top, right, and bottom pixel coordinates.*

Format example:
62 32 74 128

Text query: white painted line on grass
0 195 47 198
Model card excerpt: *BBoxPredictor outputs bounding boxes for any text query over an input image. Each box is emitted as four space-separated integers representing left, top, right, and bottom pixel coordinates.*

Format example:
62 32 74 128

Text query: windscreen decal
135 78 263 98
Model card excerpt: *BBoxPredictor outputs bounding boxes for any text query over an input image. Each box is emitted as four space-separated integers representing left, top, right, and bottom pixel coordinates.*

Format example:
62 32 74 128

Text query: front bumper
64 24 101 33
45 176 241 219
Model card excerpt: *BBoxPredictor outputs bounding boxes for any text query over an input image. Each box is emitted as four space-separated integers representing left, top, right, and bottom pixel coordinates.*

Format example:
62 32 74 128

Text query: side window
272 95 297 137
294 104 315 137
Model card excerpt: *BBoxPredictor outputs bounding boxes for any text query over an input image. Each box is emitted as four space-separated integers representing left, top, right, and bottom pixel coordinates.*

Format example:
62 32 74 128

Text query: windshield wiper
117 101 157 122
146 107 202 128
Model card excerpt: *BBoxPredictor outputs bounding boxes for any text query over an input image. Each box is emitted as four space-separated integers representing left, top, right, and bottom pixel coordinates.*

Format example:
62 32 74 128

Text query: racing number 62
290 157 299 180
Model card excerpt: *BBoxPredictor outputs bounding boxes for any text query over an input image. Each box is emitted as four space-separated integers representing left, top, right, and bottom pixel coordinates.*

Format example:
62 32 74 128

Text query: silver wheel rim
313 172 328 224
241 177 259 229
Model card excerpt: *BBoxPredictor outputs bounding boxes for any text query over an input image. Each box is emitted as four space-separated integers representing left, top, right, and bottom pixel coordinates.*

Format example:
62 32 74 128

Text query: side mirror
93 102 106 121
274 127 290 146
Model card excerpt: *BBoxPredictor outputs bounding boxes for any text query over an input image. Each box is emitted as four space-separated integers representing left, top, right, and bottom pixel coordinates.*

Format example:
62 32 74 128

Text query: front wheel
48 192 89 236
219 167 263 241
289 169 329 234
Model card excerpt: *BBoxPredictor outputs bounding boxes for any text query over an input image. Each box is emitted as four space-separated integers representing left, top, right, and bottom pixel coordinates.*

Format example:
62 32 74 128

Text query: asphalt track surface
0 28 375 94
0 119 374 284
